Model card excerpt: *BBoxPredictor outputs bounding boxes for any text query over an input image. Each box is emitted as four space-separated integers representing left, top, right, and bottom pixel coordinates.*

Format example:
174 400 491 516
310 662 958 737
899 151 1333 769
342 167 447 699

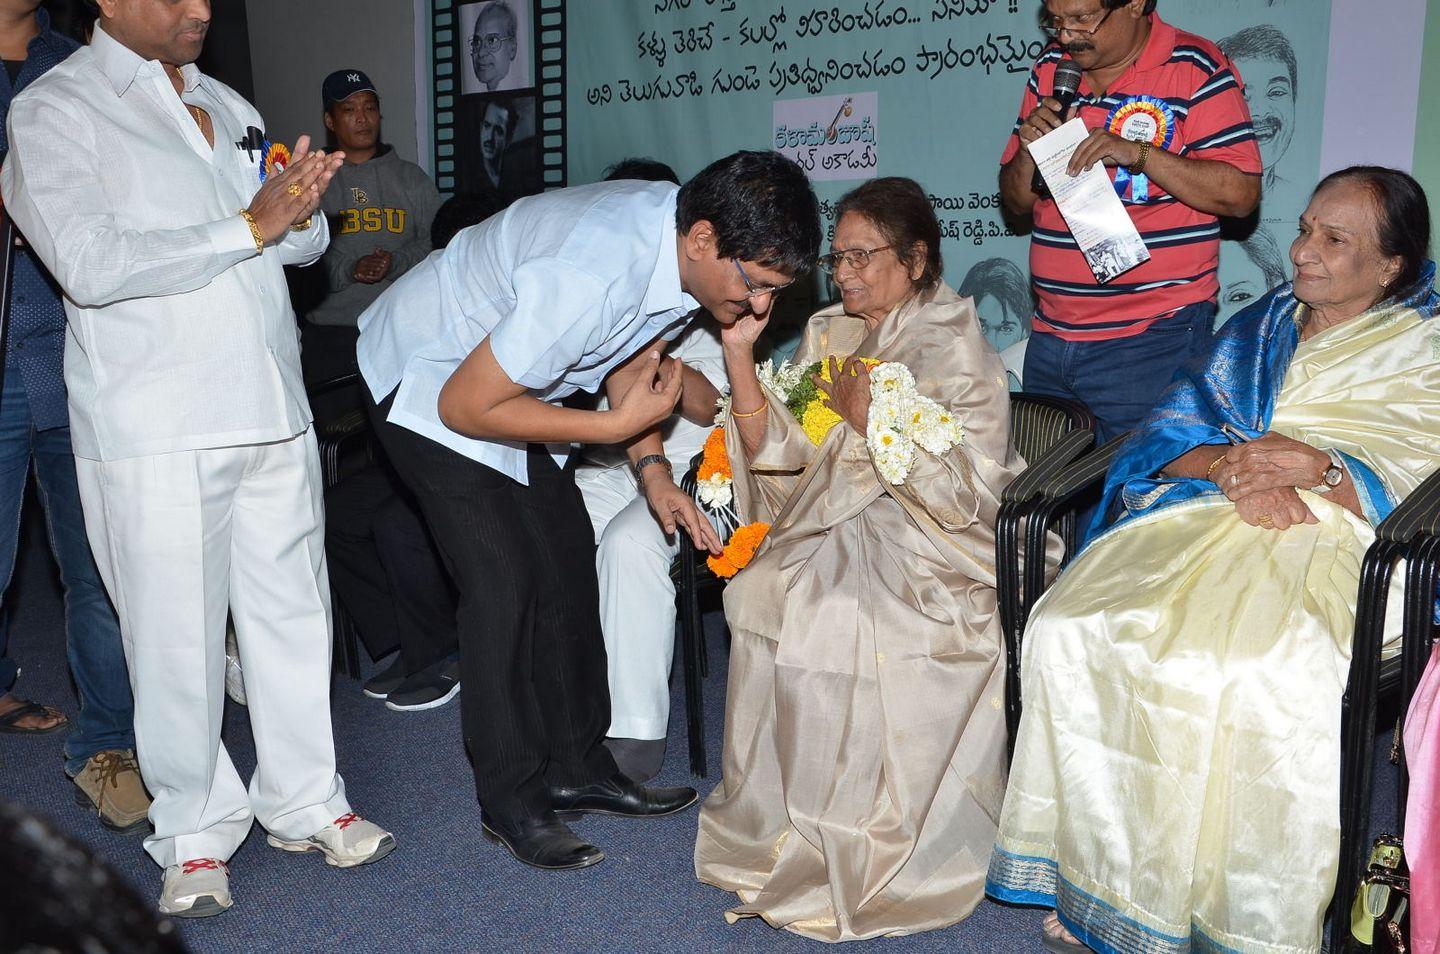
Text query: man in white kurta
575 322 725 780
1 4 392 918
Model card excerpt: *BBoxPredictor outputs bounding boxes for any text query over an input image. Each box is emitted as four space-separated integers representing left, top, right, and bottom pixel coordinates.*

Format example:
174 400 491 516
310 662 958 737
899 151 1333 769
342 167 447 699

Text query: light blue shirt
357 180 700 484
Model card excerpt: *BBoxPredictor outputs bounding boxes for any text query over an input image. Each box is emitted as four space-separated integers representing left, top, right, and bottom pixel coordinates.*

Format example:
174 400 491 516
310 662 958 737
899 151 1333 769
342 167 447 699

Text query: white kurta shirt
357 179 700 484
0 26 327 461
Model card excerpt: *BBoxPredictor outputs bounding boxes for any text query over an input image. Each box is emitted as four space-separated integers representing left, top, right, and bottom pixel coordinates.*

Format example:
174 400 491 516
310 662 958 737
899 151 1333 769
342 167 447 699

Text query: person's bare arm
438 338 680 444
677 364 721 426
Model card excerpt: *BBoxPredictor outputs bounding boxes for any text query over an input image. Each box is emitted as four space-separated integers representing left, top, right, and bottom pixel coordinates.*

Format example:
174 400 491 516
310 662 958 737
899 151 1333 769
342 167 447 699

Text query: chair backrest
1008 392 1096 464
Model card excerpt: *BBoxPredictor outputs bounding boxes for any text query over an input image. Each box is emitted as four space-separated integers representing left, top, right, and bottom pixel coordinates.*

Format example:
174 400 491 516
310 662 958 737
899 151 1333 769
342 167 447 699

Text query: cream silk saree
988 265 1440 952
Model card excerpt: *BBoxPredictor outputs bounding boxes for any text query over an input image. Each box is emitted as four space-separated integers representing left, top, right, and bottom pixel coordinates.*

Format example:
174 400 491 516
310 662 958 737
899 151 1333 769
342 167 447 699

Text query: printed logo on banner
772 92 878 183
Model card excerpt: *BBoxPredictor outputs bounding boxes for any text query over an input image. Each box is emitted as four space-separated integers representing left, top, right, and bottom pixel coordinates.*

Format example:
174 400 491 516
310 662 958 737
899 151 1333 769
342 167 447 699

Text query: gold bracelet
1204 453 1225 482
1132 141 1152 174
290 215 313 233
237 209 265 255
732 404 768 419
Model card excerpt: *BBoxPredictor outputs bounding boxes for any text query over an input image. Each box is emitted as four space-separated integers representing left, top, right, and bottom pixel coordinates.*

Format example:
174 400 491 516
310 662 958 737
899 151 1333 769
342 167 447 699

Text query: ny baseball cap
322 69 378 110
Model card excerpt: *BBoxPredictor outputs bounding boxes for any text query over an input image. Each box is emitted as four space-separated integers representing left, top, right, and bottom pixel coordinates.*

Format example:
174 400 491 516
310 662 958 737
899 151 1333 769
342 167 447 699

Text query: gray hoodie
309 146 442 327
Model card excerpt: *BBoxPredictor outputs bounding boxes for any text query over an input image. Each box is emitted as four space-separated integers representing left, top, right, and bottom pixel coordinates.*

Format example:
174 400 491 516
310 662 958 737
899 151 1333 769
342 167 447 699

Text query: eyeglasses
732 259 795 300
469 32 514 53
1038 5 1114 37
817 245 893 274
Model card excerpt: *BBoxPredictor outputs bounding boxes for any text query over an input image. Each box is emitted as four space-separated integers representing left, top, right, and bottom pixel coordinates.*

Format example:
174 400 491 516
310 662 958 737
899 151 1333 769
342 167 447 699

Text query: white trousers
575 464 685 742
75 431 350 868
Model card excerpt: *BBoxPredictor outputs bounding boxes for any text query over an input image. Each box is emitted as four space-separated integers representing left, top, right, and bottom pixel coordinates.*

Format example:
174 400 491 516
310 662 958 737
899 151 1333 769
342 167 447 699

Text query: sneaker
72 750 151 834
266 812 395 868
362 656 406 700
224 621 246 705
159 858 232 918
384 658 460 712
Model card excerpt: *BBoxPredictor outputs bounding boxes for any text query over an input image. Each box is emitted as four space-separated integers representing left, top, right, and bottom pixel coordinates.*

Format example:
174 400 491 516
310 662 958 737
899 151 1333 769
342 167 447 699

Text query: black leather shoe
480 813 605 870
549 773 698 818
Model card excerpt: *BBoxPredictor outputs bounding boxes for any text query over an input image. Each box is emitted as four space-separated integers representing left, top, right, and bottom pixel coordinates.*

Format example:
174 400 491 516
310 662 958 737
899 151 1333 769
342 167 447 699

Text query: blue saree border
986 846 1243 954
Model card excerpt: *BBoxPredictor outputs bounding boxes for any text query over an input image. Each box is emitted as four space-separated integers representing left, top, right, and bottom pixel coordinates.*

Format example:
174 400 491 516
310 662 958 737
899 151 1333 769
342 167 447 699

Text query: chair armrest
1376 466 1440 544
1001 428 1095 506
1040 431 1132 503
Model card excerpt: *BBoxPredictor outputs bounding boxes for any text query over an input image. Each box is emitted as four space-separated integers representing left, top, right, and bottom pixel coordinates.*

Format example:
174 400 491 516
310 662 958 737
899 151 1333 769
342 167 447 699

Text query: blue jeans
0 366 134 772
1023 300 1219 445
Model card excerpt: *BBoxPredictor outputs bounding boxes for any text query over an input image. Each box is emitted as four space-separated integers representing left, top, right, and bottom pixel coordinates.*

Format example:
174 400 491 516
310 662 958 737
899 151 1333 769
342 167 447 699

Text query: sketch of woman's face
975 294 1027 351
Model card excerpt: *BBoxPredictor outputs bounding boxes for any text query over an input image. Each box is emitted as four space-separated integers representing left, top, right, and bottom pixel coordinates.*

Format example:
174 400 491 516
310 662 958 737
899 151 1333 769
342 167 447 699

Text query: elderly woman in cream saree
695 177 1047 940
988 168 1439 953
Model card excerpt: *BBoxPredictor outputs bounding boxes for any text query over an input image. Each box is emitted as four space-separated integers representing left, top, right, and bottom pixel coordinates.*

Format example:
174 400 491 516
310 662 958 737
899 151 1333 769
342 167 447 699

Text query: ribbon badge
260 140 291 183
1105 95 1174 203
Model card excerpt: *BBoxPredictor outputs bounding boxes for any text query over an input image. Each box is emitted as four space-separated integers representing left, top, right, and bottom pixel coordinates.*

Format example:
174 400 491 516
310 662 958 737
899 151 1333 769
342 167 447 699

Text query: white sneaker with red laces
158 858 232 918
267 812 395 868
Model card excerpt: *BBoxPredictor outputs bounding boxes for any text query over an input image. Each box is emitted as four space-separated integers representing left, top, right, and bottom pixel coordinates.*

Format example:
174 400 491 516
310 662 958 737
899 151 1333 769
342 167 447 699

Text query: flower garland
707 521 770 579
865 362 965 484
756 356 881 446
695 426 733 509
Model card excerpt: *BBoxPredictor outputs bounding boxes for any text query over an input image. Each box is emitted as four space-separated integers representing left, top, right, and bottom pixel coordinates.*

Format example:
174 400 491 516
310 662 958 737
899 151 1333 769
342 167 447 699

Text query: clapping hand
812 356 872 432
245 135 345 243
353 248 393 284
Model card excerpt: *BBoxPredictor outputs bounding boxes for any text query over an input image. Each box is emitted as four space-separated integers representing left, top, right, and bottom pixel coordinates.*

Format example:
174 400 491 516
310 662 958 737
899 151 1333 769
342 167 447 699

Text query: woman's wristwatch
1309 449 1346 494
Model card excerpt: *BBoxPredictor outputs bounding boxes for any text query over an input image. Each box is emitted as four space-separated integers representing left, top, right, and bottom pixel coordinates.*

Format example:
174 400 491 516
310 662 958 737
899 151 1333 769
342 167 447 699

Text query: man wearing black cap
306 69 441 361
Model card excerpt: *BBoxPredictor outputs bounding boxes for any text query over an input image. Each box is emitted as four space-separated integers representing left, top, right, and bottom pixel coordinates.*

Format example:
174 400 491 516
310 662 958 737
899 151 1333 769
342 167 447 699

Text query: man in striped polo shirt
1000 0 1261 443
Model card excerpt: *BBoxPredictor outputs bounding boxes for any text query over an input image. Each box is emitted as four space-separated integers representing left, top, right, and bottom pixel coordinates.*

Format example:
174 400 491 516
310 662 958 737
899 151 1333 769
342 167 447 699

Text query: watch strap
633 453 672 484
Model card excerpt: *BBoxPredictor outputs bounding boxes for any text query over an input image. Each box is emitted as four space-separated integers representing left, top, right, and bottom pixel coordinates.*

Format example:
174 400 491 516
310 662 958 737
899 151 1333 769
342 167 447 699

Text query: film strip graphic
428 0 567 194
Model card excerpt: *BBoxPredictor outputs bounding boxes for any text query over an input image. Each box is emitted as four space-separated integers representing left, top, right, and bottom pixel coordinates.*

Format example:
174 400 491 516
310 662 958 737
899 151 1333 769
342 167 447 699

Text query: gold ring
287 183 303 197
1258 513 1274 528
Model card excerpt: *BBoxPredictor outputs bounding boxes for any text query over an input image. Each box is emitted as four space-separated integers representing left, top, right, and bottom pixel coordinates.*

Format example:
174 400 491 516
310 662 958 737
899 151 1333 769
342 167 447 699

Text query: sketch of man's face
1237 55 1296 173
480 102 512 171
975 294 1027 352
470 7 517 91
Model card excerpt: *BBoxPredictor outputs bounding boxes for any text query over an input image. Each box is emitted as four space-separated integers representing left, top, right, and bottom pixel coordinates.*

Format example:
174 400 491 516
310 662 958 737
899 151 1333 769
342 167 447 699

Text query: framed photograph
458 0 534 96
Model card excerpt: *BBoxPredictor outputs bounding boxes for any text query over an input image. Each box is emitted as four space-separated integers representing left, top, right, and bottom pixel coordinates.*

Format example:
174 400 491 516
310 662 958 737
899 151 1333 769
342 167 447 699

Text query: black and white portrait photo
460 0 533 95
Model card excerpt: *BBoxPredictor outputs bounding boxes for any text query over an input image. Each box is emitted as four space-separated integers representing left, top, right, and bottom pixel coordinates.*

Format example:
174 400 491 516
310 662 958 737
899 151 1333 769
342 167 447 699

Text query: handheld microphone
1031 57 1085 196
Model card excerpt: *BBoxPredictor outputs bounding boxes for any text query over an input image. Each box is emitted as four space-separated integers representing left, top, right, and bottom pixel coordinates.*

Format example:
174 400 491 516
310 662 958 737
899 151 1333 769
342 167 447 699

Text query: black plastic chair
309 370 375 679
997 435 1440 950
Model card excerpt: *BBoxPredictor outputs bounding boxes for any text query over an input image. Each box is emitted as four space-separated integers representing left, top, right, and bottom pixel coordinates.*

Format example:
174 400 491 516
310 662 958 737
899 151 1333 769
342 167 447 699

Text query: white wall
245 0 422 164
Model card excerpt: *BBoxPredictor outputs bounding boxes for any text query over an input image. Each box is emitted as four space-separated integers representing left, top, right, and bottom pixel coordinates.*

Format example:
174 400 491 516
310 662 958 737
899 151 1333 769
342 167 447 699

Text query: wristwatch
1310 449 1345 494
633 454 672 485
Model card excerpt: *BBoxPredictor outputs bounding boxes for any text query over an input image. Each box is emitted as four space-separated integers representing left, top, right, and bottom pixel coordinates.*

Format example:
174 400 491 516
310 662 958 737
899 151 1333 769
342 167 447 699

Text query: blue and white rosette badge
1105 95 1174 203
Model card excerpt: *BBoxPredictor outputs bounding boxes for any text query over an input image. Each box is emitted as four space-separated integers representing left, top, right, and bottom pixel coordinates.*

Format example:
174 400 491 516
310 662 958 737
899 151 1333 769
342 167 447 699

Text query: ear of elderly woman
1176 177 1403 530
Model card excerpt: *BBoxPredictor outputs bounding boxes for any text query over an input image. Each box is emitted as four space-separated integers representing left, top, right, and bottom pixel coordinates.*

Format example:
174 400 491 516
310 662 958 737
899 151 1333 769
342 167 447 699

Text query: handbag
1351 834 1410 952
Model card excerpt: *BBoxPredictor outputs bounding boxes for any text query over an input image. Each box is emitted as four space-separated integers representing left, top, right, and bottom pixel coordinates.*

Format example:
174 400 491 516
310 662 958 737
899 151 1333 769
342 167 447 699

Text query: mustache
1252 116 1283 137
1061 43 1093 54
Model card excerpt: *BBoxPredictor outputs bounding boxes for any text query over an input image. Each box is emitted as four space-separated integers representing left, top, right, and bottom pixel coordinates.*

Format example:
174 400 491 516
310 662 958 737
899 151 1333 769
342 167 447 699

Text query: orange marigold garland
696 427 733 509
707 521 770 579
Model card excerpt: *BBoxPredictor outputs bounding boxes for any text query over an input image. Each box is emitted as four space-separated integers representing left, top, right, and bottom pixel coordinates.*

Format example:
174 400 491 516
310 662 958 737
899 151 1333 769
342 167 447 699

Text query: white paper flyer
1027 117 1150 284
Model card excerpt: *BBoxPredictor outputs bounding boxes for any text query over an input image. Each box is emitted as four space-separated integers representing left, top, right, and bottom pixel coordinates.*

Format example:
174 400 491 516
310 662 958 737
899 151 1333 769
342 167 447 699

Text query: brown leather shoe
72 750 151 834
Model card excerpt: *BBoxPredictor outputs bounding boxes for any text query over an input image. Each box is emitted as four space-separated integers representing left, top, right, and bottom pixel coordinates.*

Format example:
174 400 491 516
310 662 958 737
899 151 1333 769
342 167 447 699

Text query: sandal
1041 911 1089 952
0 698 69 734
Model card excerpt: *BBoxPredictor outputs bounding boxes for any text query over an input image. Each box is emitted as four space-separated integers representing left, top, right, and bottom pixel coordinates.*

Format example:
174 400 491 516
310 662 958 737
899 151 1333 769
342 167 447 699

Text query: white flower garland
865 361 965 485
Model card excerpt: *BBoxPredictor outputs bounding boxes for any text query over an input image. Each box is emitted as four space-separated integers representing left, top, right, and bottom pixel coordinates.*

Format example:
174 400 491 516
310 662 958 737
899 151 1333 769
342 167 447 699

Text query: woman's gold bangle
1204 453 1225 481
732 404 768 419
238 209 265 256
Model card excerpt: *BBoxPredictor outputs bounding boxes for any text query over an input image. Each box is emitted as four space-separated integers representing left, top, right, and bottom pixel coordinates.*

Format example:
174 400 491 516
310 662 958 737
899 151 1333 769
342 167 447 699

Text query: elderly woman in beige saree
694 177 1048 940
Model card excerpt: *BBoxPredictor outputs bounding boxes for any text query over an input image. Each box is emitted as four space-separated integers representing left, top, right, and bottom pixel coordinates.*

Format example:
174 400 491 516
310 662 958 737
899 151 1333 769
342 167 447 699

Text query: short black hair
834 177 944 288
603 157 680 185
1218 24 1298 98
431 188 510 248
959 256 1033 320
483 97 519 138
1314 165 1432 299
676 150 820 277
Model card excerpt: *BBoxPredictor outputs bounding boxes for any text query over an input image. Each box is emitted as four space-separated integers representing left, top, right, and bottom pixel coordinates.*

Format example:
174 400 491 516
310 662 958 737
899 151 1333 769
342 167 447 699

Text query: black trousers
366 390 619 822
324 462 459 672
